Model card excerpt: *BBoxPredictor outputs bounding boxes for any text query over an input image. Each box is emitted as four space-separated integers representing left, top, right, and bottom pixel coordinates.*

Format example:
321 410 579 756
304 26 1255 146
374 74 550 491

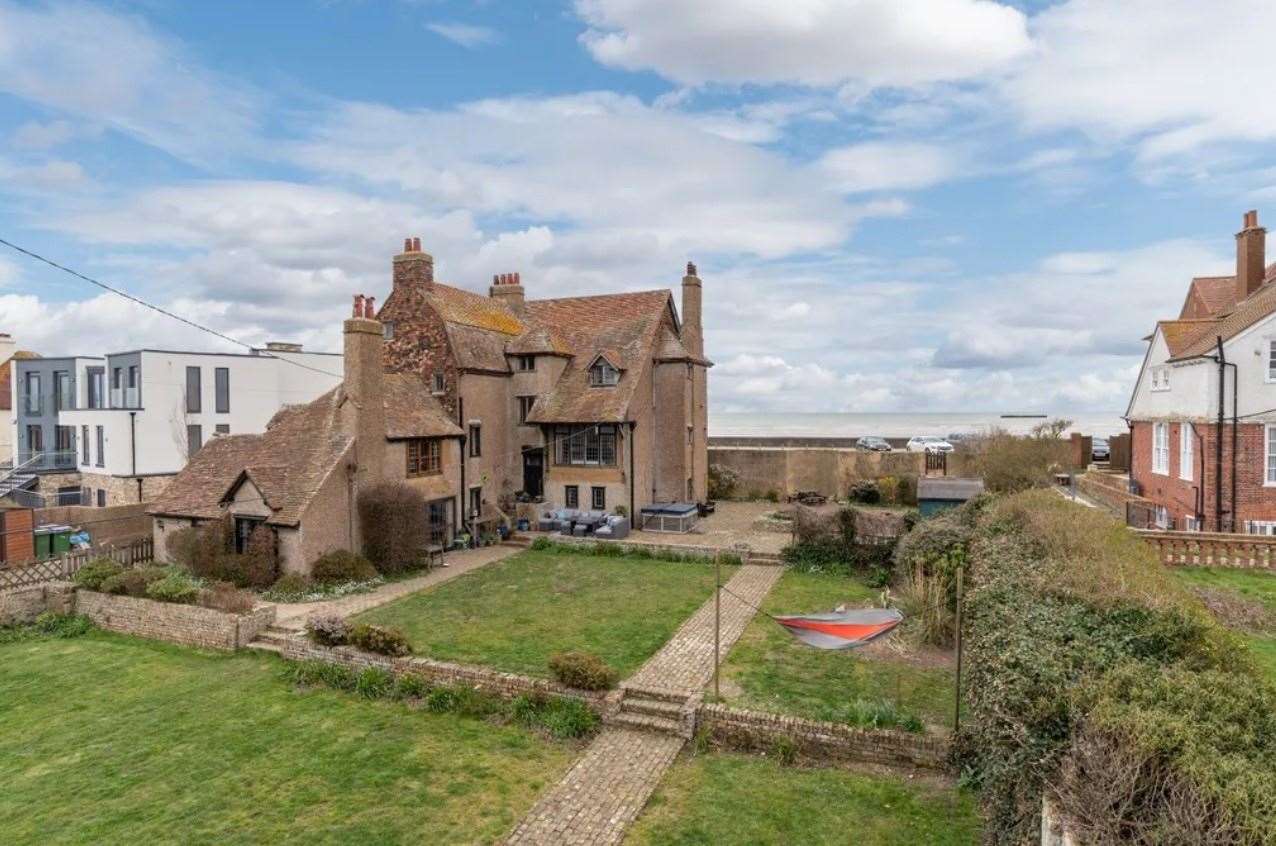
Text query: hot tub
639 502 700 533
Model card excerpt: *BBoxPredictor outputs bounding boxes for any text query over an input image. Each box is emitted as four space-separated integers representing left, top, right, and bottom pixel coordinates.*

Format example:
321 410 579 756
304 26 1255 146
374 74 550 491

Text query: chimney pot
412 237 421 251
403 238 412 253
686 261 697 277
365 295 376 317
353 294 364 318
513 272 520 285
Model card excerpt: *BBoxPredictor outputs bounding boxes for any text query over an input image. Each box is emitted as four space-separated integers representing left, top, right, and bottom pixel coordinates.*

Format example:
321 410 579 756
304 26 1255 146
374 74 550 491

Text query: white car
906 436 954 454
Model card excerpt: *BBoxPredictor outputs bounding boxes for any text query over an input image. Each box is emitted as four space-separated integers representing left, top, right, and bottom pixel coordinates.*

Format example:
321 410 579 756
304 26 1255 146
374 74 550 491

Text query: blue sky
1 0 1273 414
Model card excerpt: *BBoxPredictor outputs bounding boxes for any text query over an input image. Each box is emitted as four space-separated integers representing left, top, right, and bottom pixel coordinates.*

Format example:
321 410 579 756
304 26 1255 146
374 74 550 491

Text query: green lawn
355 550 731 679
0 631 574 844
626 752 981 845
1169 566 1276 682
719 569 955 730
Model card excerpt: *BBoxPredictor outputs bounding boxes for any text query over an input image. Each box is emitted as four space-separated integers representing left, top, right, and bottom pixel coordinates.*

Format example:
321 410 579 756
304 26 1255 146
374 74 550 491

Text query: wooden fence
1135 529 1276 570
0 537 154 591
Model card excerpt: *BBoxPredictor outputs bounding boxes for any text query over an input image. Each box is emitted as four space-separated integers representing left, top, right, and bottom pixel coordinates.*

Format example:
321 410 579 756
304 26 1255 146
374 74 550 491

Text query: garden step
246 640 284 655
621 697 684 720
605 711 684 737
619 682 692 705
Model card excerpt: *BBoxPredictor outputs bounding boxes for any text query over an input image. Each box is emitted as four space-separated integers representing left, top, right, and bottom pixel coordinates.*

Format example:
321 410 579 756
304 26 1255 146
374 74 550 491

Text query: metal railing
14 450 78 472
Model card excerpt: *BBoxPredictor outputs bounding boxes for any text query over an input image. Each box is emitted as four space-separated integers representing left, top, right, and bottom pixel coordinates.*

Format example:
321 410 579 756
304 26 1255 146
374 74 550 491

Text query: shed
917 478 985 518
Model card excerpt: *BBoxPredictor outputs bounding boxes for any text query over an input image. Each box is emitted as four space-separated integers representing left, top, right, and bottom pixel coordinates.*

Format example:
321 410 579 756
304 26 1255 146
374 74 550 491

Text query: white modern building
11 344 342 506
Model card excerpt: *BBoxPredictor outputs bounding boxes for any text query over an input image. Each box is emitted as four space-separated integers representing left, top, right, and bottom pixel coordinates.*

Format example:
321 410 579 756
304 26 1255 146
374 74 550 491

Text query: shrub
963 421 1074 494
99 569 149 597
289 659 356 691
358 482 429 575
238 525 279 588
393 674 430 700
199 581 256 614
305 614 350 647
355 667 395 699
782 505 895 578
707 463 738 500
876 475 900 505
847 480 880 504
311 549 378 585
268 572 312 600
424 686 459 713
347 623 412 656
145 570 200 604
764 488 780 503
167 518 231 579
73 559 123 591
548 651 617 690
817 698 924 733
769 736 798 766
33 612 93 638
530 536 553 551
512 693 600 739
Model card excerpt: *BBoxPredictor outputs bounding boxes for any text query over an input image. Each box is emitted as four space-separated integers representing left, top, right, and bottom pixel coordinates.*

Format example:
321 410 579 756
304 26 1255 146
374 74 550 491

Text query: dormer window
589 357 620 387
432 371 446 393
517 355 535 371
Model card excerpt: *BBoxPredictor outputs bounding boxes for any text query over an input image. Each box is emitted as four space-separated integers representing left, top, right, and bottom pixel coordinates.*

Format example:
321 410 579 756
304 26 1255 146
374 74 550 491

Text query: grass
718 569 954 731
1169 566 1276 682
626 752 981 845
355 549 733 679
0 630 574 844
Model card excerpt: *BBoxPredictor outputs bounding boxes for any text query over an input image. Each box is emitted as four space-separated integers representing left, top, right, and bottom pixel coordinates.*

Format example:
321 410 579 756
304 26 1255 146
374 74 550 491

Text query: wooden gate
924 451 948 476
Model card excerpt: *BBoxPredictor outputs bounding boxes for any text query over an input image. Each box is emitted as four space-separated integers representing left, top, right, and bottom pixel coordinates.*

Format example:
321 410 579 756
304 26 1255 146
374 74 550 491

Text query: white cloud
819 142 959 193
10 119 78 150
575 0 1031 88
0 0 261 161
0 156 90 190
1003 0 1276 158
426 21 499 48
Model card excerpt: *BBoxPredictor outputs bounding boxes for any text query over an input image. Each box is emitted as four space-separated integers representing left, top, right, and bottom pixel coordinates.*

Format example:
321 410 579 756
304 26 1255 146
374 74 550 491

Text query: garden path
504 563 782 845
271 545 517 631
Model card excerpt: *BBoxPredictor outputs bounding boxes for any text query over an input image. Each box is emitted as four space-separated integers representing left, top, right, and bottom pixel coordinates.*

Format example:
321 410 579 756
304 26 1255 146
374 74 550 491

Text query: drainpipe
1215 337 1225 531
129 411 137 476
1227 358 1239 533
629 421 637 516
458 394 467 544
1194 425 1205 526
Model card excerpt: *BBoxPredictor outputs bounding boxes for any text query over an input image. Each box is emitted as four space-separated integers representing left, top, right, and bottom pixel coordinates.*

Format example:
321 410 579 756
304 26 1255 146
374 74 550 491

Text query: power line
0 237 344 381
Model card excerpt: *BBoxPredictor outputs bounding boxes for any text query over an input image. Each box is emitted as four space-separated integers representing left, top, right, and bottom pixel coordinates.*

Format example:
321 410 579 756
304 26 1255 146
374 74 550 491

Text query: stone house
1126 210 1276 533
377 237 711 530
148 299 463 575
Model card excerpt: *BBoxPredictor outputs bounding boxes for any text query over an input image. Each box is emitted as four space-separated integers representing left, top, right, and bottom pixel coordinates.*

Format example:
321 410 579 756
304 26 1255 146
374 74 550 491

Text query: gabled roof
149 375 459 525
506 325 573 357
1178 264 1276 319
429 282 525 336
1155 319 1220 358
1171 279 1276 361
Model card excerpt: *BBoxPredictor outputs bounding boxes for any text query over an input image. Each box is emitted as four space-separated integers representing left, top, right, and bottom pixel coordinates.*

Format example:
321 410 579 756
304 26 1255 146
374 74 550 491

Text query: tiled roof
524 290 676 423
1157 319 1220 357
384 373 463 439
428 283 525 336
1179 275 1239 319
445 322 513 372
1171 281 1276 361
150 373 458 524
506 326 573 356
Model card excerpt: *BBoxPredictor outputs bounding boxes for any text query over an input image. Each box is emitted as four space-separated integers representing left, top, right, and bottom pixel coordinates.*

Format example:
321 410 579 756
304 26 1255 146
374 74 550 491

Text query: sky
1 0 1273 415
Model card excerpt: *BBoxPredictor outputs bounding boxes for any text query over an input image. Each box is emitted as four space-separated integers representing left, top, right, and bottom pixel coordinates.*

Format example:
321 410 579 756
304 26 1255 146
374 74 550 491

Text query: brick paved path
272 545 516 630
627 563 783 691
504 728 684 846
503 564 782 845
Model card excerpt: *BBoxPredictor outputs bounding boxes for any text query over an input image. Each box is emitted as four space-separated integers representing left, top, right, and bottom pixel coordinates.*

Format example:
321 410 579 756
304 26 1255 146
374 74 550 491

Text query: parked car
1092 437 1110 461
855 436 892 452
906 436 954 454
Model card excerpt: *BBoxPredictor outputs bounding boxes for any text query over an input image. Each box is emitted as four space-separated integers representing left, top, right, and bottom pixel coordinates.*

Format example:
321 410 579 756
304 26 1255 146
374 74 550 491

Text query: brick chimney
681 261 703 358
489 272 525 316
1237 210 1266 301
393 236 434 291
343 293 386 496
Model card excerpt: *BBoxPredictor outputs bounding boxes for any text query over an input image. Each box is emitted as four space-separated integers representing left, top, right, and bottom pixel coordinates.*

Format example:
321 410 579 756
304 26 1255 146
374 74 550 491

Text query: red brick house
1126 211 1276 533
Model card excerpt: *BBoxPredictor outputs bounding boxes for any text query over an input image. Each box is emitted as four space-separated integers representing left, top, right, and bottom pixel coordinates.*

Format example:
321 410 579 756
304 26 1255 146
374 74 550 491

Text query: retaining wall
697 703 948 771
0 581 74 625
75 591 275 650
709 446 976 501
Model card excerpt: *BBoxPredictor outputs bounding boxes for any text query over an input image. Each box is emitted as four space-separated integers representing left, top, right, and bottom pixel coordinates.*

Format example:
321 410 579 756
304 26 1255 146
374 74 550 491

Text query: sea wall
709 446 977 500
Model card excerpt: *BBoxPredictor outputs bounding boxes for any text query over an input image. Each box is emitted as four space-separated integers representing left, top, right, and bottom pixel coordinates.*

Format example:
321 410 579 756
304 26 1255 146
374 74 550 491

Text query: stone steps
620 682 691 704
606 711 684 736
248 625 299 655
622 697 683 720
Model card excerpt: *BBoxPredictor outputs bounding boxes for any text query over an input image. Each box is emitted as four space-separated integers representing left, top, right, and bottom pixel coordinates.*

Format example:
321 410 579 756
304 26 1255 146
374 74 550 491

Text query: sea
709 411 1127 439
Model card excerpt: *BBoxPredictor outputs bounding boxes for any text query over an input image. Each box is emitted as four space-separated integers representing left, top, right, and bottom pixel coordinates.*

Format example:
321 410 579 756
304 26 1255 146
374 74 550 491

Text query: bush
347 623 412 656
73 559 123 591
512 693 600 739
963 421 1074 494
268 572 311 599
99 569 149 597
145 570 200 604
311 549 378 585
876 475 900 505
1 612 93 643
199 581 256 614
238 525 279 588
707 463 738 500
167 519 231 579
305 614 350 647
355 667 395 699
358 482 429 575
289 659 356 691
847 480 880 504
782 505 894 579
393 674 430 700
765 488 780 503
548 651 617 690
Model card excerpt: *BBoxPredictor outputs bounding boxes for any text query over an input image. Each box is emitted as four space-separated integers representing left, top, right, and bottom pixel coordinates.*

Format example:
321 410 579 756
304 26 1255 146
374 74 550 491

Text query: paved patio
271 545 516 631
620 501 791 555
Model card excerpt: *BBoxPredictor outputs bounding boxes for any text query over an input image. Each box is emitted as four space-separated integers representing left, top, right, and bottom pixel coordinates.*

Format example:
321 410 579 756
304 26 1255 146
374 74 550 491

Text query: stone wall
76 472 173 507
1076 471 1149 519
0 581 74 625
279 636 611 709
709 446 977 501
696 703 949 771
74 590 275 651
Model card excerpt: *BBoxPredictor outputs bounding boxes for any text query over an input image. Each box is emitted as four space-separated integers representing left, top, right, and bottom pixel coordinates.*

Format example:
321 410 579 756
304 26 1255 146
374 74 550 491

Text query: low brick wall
696 703 949 771
0 581 74 625
74 591 275 651
278 637 612 709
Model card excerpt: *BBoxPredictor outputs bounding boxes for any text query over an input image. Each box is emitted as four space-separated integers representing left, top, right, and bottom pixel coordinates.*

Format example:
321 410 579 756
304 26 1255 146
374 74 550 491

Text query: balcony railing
15 450 79 472
110 387 140 408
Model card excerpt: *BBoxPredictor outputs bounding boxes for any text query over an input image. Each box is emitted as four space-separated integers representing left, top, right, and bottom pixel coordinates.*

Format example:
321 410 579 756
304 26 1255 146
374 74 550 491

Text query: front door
522 448 544 498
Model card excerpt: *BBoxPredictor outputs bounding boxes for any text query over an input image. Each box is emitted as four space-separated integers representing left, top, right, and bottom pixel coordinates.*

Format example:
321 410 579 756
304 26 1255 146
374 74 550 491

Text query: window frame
52 370 71 412
215 367 230 413
517 354 535 371
383 321 395 340
517 395 536 424
1268 339 1276 383
565 485 579 509
468 424 482 458
554 424 618 467
23 371 41 415
1152 422 1169 475
591 486 606 510
96 489 106 508
588 358 620 387
468 486 483 518
1179 423 1193 481
215 423 230 435
186 423 203 459
1266 424 1276 487
54 425 74 453
432 371 446 393
406 438 442 477
87 367 104 409
185 366 201 413
81 424 90 466
95 426 104 467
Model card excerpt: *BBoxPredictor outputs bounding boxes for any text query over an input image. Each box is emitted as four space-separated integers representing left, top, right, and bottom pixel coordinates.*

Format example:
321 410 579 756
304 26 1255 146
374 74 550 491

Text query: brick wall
278 636 611 709
696 702 949 771
0 581 74 625
1131 419 1276 531
74 590 275 651
1076 472 1152 519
